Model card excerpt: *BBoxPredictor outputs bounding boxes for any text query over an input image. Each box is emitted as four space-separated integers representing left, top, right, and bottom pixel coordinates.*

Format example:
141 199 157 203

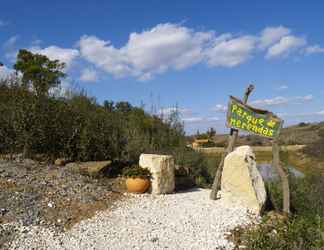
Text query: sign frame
226 95 284 139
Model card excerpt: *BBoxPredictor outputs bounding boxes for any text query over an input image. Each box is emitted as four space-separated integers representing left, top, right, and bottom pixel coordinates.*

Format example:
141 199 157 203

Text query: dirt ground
0 158 124 249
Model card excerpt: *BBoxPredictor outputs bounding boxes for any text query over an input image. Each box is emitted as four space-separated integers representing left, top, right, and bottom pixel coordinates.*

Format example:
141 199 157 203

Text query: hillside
207 121 324 147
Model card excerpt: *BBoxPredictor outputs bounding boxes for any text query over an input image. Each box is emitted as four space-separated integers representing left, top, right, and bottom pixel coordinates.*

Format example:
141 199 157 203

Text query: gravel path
9 189 255 250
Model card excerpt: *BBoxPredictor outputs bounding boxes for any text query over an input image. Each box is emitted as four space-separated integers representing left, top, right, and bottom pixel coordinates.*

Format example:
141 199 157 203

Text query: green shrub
173 147 221 188
122 165 152 179
236 172 324 249
0 50 186 163
240 215 324 250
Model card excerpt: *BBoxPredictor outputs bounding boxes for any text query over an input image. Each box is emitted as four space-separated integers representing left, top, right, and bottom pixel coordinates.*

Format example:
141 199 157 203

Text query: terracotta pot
126 177 150 193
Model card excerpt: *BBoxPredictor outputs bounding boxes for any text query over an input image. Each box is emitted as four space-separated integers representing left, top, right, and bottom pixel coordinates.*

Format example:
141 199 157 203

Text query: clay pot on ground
126 177 150 193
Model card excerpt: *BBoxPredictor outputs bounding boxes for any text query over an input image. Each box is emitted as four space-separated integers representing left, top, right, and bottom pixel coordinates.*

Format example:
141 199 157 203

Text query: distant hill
196 121 324 147
278 122 324 145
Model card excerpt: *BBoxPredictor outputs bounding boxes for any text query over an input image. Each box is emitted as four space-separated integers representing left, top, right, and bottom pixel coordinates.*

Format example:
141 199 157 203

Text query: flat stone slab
65 161 111 177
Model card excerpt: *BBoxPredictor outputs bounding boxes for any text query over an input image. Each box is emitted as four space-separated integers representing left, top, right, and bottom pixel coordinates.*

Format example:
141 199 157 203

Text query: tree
207 127 216 138
115 101 132 114
14 49 65 96
13 50 66 158
103 100 114 112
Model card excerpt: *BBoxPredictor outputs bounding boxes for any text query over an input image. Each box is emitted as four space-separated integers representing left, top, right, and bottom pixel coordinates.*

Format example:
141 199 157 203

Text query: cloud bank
2 23 324 81
76 24 322 80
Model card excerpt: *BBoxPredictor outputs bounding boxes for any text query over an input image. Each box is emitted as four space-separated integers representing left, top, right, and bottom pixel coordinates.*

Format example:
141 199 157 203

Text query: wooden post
210 84 255 200
272 139 290 215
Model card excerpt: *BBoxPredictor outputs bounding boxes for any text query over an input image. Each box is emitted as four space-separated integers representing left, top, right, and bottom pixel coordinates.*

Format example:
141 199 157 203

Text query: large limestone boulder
139 154 175 194
221 146 266 215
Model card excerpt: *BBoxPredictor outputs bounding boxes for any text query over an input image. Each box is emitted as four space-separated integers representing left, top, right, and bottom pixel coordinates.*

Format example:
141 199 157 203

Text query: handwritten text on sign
226 96 283 138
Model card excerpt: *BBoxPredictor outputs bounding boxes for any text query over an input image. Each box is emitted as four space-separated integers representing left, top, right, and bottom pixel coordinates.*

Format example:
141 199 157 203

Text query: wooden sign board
226 96 283 138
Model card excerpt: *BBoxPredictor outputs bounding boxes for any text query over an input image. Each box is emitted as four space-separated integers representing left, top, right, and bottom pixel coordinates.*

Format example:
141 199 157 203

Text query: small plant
122 165 152 179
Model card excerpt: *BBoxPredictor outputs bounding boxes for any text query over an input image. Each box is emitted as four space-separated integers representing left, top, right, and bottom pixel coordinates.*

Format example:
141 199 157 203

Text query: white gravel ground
10 189 255 250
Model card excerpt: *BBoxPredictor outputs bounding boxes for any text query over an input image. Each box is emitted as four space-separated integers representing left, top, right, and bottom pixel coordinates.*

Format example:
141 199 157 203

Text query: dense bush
240 214 324 250
173 147 220 187
0 50 185 163
236 172 324 249
0 49 219 189
0 79 186 162
268 173 324 216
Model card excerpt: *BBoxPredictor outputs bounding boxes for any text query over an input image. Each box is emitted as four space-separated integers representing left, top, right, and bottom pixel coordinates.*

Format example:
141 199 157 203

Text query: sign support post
210 84 254 200
272 138 290 215
209 84 290 216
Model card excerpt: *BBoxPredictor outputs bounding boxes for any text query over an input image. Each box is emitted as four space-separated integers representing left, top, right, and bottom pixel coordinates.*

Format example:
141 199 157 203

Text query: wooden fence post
272 139 290 215
210 84 254 200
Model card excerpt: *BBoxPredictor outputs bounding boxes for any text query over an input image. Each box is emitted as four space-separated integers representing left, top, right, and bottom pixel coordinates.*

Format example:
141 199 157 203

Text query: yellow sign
227 96 283 138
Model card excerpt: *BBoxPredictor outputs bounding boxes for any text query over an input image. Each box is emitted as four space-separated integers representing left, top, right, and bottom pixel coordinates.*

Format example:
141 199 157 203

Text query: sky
1 1 324 134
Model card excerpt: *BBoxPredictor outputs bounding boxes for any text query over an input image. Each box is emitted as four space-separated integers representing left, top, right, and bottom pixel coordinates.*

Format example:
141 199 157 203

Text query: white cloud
251 94 313 107
49 77 74 97
251 96 289 106
78 35 133 78
211 104 227 112
281 109 324 117
2 23 318 81
259 26 291 49
125 24 211 72
4 35 18 48
0 65 14 80
78 23 213 80
182 116 220 124
182 117 204 123
305 45 324 54
206 35 257 67
77 24 320 80
266 35 306 58
3 35 19 61
79 68 98 82
159 107 192 116
207 117 220 121
30 46 79 68
31 39 42 47
296 94 313 102
277 85 288 90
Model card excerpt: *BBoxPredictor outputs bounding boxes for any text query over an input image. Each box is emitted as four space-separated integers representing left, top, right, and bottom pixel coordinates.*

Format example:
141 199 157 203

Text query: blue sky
1 1 324 134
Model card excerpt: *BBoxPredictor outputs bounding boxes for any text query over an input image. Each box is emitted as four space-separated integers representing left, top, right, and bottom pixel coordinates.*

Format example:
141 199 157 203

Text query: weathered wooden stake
272 139 290 215
210 84 255 200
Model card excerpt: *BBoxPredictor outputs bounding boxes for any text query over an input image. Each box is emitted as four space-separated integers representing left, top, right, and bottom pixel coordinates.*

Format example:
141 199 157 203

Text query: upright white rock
221 146 266 215
139 154 175 194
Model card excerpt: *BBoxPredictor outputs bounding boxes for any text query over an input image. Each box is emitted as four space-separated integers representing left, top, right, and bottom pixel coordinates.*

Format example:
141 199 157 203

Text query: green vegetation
233 138 324 249
235 171 324 249
279 121 324 145
122 165 152 179
0 49 218 187
303 127 324 159
0 50 185 163
174 147 221 187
